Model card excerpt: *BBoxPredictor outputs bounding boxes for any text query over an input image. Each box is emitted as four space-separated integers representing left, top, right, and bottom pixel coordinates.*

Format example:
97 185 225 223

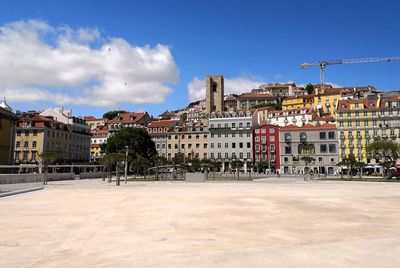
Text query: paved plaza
1 179 400 267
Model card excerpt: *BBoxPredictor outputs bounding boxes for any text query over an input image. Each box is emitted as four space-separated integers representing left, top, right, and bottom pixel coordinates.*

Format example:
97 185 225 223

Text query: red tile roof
281 123 336 131
109 112 147 124
238 93 275 99
148 120 179 128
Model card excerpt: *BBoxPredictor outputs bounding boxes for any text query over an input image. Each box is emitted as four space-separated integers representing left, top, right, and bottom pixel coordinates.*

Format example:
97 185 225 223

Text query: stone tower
206 75 224 114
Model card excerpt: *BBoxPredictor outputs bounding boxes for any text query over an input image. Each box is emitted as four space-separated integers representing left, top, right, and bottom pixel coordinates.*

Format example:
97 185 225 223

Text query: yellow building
0 99 17 165
14 112 71 164
313 89 342 117
167 124 209 161
282 95 314 110
334 95 400 164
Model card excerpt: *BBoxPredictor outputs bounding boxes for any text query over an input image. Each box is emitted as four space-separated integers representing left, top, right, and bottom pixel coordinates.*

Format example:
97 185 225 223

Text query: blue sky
0 0 399 118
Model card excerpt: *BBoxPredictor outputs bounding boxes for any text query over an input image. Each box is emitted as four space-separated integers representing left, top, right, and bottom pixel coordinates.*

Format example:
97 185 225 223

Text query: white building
256 107 317 127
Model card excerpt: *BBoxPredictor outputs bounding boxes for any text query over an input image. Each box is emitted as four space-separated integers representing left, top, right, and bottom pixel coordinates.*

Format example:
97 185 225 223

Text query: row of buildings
2 75 400 175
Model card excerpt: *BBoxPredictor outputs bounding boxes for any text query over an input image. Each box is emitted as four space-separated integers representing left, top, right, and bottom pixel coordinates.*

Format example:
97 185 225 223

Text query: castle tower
206 75 224 114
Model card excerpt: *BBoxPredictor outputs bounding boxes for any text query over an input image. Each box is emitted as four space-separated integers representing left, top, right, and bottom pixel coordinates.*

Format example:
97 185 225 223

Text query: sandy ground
0 179 400 268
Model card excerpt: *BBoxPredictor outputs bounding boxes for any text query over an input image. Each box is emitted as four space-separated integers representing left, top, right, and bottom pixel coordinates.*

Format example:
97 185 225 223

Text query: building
224 94 239 110
166 123 209 161
108 111 152 134
237 93 277 110
336 95 400 164
84 116 107 131
254 83 297 97
208 110 256 172
0 98 17 165
40 107 91 163
205 75 224 114
313 89 342 116
14 112 71 164
90 124 109 161
282 95 314 110
147 119 180 158
279 123 339 175
256 107 317 127
253 125 280 171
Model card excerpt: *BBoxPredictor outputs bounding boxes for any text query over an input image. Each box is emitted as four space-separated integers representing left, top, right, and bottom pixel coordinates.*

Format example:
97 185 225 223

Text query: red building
253 125 280 171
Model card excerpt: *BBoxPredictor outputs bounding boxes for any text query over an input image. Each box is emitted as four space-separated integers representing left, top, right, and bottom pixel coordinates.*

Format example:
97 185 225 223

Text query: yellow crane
301 57 400 87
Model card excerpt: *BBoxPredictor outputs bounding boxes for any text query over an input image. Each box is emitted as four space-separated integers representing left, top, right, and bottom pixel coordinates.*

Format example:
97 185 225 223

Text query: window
339 112 343 118
319 132 326 139
232 123 236 128
217 153 222 159
32 141 37 148
284 133 292 143
285 146 292 154
339 121 344 128
16 141 20 147
247 152 251 159
210 153 215 159
239 152 243 159
239 142 243 148
217 143 221 148
225 152 229 159
33 130 37 136
232 143 236 149
25 131 29 136
347 112 351 118
255 129 260 134
320 144 327 153
232 133 235 138
269 128 275 134
211 143 214 148
284 157 289 163
247 142 251 148
225 143 228 148
261 137 266 143
239 122 243 128
196 144 200 148
246 122 251 128
24 141 29 147
261 129 266 134
365 120 369 127
270 144 275 152
270 136 275 142
329 144 336 153
356 120 360 127
217 133 221 138
255 136 260 142
174 144 178 149
17 131 21 136
31 151 37 161
364 111 368 117
181 144 185 149
328 132 335 139
318 157 323 162
347 121 352 127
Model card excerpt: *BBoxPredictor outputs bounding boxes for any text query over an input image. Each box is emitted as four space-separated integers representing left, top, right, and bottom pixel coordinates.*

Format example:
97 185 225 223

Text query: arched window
284 133 291 143
300 132 307 143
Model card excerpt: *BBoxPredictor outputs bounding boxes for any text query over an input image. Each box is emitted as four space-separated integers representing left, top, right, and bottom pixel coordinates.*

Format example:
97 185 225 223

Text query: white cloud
0 20 179 108
187 76 265 102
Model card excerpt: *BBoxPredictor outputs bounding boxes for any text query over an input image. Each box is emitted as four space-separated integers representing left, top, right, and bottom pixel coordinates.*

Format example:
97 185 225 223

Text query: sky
0 0 399 118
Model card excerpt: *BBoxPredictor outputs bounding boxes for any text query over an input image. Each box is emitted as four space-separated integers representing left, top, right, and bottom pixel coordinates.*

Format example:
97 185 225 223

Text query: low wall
47 173 75 181
79 172 106 179
0 174 44 195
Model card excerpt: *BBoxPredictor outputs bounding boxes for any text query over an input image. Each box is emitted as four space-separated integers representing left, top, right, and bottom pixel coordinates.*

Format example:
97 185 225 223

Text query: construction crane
301 57 400 87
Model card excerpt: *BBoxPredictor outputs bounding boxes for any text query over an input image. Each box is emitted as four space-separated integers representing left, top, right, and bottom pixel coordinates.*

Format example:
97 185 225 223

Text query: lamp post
124 145 128 183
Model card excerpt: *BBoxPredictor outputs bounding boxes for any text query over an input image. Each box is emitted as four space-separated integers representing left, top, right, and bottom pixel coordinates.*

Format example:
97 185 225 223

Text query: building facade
166 124 209 161
256 107 317 127
208 110 255 172
147 120 180 158
90 124 109 161
0 99 17 165
40 107 91 162
108 111 152 134
237 93 277 110
14 113 71 164
253 125 280 171
279 123 339 175
336 95 400 164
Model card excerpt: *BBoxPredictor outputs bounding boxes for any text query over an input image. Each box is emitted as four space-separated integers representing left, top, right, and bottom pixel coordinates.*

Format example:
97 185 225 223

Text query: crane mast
301 56 400 89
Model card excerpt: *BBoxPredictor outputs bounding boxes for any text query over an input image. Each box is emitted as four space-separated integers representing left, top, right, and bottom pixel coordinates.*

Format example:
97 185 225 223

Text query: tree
106 127 157 163
338 154 360 180
300 156 315 180
305 83 314 95
230 157 244 179
188 157 202 172
256 160 269 173
38 152 57 185
99 154 114 182
103 110 129 120
202 158 222 172
130 155 151 176
366 140 400 179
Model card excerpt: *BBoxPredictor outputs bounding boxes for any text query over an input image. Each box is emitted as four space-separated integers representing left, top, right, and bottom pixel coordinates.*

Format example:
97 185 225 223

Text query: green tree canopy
103 110 129 120
338 154 363 179
366 139 400 178
106 127 157 162
305 83 314 95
